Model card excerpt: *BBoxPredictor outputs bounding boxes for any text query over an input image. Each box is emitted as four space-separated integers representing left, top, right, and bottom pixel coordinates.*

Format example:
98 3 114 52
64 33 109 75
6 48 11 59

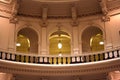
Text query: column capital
9 0 19 23
101 15 110 22
98 0 110 22
71 19 79 27
40 20 48 27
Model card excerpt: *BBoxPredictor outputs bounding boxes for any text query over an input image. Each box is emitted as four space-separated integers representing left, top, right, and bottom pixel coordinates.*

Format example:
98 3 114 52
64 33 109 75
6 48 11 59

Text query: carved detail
9 0 19 23
71 6 79 26
41 6 48 27
40 20 48 27
101 15 110 22
0 8 11 14
99 0 110 22
0 0 12 4
71 19 79 26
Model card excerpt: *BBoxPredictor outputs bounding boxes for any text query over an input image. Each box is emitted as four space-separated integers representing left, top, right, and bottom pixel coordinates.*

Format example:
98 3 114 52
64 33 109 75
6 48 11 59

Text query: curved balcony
0 48 120 76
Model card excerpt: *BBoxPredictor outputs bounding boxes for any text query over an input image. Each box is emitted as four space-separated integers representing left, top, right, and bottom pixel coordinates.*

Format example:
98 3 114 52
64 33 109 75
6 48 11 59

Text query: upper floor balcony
0 47 120 77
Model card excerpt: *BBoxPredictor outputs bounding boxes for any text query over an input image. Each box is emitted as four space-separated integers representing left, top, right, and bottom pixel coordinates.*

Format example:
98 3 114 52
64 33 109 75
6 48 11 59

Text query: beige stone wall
0 14 120 54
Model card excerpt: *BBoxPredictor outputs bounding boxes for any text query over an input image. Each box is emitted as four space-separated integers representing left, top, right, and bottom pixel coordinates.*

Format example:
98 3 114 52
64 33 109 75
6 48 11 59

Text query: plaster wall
0 14 120 54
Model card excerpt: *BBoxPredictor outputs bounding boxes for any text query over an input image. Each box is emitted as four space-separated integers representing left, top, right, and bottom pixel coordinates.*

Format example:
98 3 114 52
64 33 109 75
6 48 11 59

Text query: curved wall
0 14 120 54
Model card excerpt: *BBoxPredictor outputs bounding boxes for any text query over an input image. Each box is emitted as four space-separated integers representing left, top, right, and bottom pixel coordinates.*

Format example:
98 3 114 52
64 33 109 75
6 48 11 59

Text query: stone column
41 6 48 55
8 24 16 51
104 21 113 50
0 73 13 80
108 71 120 80
72 26 79 54
71 6 79 54
41 26 47 55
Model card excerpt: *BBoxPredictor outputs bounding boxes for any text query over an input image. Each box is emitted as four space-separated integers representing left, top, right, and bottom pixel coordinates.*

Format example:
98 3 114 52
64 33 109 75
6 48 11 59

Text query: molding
0 8 11 14
33 0 79 3
0 58 120 76
0 0 12 4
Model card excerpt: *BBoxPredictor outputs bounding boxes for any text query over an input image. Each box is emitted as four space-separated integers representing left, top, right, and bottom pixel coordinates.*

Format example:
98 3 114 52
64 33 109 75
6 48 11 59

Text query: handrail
0 47 120 64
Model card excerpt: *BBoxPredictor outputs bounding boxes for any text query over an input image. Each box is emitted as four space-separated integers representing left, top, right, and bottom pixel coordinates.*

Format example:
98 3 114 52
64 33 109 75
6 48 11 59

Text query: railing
0 48 120 65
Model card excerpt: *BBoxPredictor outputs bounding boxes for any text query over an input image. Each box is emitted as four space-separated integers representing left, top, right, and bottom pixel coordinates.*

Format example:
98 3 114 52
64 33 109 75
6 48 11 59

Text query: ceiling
17 0 120 18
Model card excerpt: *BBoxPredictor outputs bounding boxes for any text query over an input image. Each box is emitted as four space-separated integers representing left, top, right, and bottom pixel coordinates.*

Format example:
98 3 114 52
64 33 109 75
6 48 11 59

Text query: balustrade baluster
93 54 96 61
84 56 86 62
112 51 115 58
89 55 91 62
79 56 82 63
33 56 35 63
107 52 110 59
9 53 12 61
52 57 54 64
66 57 68 64
117 50 119 57
19 55 21 62
37 57 40 63
70 57 72 64
103 53 105 60
14 54 17 61
56 57 58 64
0 52 2 59
23 56 26 62
42 57 45 64
75 57 77 63
5 53 8 60
47 57 50 64
98 54 100 61
61 57 63 64
28 56 31 63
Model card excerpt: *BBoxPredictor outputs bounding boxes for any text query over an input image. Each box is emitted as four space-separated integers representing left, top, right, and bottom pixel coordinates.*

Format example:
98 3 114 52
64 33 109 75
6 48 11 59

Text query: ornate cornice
0 8 11 14
0 0 12 4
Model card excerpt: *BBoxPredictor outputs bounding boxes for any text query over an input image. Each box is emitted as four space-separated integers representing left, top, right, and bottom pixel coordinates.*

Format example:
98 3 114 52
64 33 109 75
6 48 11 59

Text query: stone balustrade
0 48 120 76
0 48 120 64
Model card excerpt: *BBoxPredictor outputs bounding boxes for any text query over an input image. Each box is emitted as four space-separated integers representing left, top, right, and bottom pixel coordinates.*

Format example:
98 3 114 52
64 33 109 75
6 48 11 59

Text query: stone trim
0 58 120 76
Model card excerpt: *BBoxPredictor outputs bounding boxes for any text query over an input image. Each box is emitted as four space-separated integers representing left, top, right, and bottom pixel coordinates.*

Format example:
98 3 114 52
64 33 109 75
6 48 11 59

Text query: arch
80 23 104 37
16 24 40 38
49 30 71 55
49 30 71 64
81 25 104 53
16 25 39 54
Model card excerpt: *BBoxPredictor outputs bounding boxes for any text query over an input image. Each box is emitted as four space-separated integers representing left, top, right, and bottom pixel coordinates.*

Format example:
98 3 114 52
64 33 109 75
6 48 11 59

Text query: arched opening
16 27 38 54
49 31 71 64
16 35 30 53
82 26 104 53
90 34 104 52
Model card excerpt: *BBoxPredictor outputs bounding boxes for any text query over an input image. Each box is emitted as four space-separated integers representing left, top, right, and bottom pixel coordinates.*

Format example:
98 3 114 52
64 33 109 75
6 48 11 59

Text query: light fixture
16 43 21 47
58 40 62 49
57 24 63 49
99 41 104 45
58 53 62 57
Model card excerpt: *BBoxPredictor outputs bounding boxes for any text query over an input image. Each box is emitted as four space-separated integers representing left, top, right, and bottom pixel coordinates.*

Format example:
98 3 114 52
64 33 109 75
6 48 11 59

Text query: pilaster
71 5 79 54
8 24 15 51
41 5 48 55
